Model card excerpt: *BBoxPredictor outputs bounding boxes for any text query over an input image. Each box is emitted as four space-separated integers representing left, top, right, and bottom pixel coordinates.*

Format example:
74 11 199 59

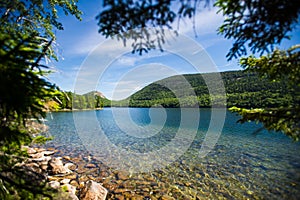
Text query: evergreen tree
0 0 81 198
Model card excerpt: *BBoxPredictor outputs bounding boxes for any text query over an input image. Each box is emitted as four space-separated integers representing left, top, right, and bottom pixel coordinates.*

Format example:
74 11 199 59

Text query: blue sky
49 1 300 100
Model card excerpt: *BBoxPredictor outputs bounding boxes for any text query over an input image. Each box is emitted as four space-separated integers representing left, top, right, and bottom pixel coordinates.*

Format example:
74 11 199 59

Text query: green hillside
51 91 111 110
120 70 293 108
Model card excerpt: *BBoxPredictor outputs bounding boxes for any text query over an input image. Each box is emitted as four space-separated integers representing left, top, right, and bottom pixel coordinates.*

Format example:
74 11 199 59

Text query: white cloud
98 63 179 100
117 56 138 66
176 7 224 36
71 31 106 56
64 7 224 62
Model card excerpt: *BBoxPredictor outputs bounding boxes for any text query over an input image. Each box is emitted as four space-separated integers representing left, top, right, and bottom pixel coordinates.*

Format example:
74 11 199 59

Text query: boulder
29 152 44 159
23 146 37 154
62 183 77 194
24 162 42 174
30 155 51 163
49 157 72 174
68 193 79 200
42 150 55 156
80 180 107 200
40 163 49 171
61 184 79 200
48 181 60 189
35 147 46 153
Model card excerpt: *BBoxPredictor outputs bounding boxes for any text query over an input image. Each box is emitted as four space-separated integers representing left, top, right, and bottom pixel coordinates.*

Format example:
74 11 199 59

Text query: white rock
48 181 60 189
60 178 71 184
29 152 44 159
30 155 51 163
35 147 46 153
25 146 37 154
40 164 48 171
42 150 55 156
80 180 107 200
49 157 72 174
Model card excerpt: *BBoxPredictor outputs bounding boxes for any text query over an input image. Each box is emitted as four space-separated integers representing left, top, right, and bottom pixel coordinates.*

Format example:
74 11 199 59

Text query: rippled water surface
45 108 300 199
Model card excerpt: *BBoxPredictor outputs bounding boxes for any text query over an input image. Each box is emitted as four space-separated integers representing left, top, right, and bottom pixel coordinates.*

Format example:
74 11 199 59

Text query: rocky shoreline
21 146 108 200
21 145 179 200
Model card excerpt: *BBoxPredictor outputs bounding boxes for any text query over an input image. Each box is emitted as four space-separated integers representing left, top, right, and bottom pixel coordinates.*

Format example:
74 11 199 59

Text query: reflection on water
45 108 300 199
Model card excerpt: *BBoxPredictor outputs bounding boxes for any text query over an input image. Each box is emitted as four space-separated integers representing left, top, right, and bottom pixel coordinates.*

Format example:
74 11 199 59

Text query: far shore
49 105 231 112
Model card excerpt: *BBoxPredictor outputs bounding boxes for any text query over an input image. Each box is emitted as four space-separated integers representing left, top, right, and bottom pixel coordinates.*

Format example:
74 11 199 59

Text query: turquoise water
45 108 300 199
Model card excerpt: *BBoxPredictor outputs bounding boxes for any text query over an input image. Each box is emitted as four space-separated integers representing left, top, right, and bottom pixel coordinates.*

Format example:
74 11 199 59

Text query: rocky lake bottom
43 108 300 199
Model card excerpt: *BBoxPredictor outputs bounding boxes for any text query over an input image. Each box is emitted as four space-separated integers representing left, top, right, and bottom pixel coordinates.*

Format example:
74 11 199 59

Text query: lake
45 108 300 199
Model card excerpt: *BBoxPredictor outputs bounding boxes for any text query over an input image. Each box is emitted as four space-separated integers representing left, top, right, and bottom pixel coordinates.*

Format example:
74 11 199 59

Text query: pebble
70 180 79 187
85 163 96 168
63 156 71 160
65 162 77 170
114 194 125 200
79 182 85 189
114 188 130 194
116 171 128 180
60 178 71 184
247 190 254 195
161 194 175 200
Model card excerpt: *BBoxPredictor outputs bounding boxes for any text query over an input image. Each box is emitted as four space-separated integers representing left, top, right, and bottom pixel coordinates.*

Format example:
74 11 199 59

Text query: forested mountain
116 70 294 108
48 70 294 110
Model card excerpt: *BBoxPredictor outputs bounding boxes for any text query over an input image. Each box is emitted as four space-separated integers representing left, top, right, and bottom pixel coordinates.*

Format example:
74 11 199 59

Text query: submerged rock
116 171 129 180
85 163 97 168
80 180 108 200
65 162 77 171
161 194 175 200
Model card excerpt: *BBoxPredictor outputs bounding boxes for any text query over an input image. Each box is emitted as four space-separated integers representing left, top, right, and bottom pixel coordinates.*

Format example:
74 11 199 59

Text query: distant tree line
46 91 111 111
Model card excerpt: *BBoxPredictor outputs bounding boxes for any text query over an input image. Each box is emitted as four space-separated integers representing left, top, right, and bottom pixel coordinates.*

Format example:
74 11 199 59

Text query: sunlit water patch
45 108 300 199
